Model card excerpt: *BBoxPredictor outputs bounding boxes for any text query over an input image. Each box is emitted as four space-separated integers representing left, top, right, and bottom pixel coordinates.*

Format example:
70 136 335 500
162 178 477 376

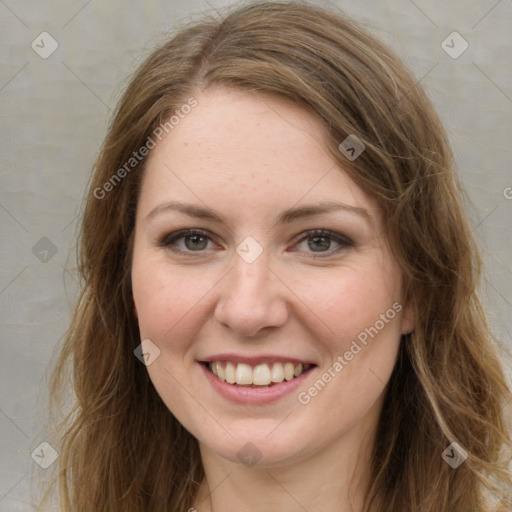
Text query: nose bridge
232 252 270 295
214 250 288 336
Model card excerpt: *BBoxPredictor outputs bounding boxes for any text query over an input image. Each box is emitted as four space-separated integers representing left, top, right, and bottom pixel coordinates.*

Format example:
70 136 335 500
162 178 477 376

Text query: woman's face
131 87 414 467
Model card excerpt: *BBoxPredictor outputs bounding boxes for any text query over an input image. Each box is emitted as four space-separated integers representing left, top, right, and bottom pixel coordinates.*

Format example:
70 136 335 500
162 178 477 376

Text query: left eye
291 230 353 256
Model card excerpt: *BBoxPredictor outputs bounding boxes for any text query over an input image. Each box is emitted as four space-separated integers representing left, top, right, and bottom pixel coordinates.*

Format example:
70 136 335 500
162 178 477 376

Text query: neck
193 412 378 512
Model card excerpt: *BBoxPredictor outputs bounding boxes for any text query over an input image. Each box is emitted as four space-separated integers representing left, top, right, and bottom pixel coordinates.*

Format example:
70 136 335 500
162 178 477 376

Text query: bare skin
131 87 415 512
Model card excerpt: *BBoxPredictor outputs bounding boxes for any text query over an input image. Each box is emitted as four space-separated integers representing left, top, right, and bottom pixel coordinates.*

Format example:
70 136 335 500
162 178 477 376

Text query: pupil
308 236 330 252
185 235 207 251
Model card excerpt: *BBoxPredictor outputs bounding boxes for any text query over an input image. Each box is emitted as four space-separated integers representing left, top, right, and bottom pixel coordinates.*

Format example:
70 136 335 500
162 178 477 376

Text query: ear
399 298 416 335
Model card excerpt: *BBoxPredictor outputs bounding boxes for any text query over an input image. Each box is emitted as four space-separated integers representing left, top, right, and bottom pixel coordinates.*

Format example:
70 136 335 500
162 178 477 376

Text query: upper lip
199 353 316 366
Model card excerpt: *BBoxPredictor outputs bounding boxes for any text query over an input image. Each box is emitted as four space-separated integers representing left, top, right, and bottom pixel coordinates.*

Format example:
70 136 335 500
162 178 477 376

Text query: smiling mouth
202 361 315 387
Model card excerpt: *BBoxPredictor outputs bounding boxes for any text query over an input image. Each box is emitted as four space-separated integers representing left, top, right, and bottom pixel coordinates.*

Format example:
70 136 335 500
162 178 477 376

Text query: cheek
290 260 403 410
131 257 214 346
288 259 402 347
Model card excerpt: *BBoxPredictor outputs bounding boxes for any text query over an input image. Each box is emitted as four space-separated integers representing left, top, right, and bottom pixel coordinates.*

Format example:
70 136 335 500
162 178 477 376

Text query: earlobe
400 300 416 335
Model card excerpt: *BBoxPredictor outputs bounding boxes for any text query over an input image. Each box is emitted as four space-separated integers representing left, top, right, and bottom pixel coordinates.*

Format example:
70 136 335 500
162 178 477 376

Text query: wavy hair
42 2 512 510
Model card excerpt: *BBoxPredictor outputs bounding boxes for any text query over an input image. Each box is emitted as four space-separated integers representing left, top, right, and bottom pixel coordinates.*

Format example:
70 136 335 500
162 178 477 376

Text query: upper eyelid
159 228 213 244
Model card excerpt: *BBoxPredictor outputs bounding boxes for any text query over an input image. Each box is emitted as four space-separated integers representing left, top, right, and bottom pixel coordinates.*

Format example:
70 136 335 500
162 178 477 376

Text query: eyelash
157 228 353 258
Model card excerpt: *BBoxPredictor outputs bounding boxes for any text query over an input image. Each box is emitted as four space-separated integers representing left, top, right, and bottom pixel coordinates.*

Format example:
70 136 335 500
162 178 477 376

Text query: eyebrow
145 200 373 226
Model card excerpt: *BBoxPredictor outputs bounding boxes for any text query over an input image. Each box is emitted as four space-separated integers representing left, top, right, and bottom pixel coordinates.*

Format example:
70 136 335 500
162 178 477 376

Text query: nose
214 253 290 338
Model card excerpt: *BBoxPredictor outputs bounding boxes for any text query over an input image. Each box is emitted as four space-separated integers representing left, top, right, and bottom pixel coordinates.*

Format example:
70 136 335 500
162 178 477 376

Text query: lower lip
200 363 314 404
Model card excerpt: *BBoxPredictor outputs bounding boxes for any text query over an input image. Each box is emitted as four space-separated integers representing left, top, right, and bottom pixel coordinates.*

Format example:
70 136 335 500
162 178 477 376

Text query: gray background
1 0 511 509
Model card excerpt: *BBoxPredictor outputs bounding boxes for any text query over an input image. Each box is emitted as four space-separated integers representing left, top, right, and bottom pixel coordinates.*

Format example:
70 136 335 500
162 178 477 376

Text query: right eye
158 229 220 254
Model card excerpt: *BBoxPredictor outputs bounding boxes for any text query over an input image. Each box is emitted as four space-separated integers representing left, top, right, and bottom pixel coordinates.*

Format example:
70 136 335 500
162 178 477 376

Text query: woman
44 1 512 510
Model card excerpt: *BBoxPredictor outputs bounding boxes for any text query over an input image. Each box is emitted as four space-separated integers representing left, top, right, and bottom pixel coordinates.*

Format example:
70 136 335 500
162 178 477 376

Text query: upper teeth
209 361 309 386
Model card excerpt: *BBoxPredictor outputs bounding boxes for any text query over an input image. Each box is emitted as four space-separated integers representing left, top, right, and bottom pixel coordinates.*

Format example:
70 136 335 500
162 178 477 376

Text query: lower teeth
240 382 278 387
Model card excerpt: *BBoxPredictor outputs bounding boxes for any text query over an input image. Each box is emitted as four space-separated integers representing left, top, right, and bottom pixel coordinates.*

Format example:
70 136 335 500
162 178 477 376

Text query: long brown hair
42 2 512 510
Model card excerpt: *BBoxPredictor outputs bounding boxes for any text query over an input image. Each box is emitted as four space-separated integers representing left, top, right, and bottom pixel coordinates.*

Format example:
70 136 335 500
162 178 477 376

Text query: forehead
138 87 379 223
151 87 330 170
